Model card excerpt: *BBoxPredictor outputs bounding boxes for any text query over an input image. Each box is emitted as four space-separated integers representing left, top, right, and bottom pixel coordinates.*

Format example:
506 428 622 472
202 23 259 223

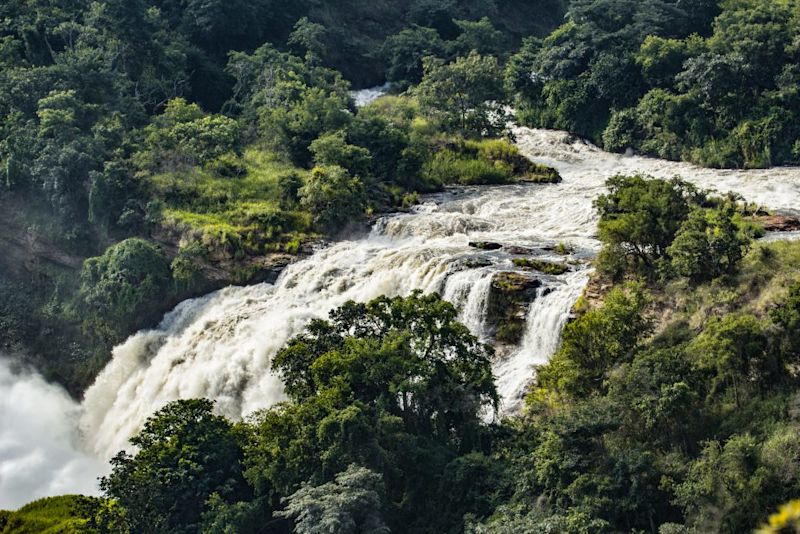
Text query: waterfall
350 83 392 108
495 270 590 412
80 127 800 460
4 126 799 506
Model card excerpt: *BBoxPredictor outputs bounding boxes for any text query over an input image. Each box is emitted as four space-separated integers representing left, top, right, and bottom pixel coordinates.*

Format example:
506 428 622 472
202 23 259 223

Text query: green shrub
300 165 367 231
205 153 247 178
424 149 512 185
603 108 641 152
668 206 751 283
78 238 173 337
690 137 743 169
171 241 207 291
277 171 304 210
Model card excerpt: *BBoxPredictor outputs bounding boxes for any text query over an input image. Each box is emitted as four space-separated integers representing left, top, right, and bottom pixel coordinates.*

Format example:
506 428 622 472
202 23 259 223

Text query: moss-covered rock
469 241 503 251
517 162 562 184
512 258 569 275
487 272 541 344
504 245 536 255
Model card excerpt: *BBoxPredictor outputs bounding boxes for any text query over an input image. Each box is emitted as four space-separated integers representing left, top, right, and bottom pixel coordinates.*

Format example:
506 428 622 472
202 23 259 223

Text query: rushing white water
79 127 800 462
0 358 105 508
351 83 392 107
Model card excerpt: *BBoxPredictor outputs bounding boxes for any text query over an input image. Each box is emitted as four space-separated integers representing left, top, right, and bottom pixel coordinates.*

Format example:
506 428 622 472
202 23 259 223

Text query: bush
205 153 247 178
78 238 173 338
136 99 241 172
171 241 207 291
595 175 695 276
668 206 751 283
423 150 511 185
300 165 367 231
309 131 372 178
277 171 304 209
603 108 641 152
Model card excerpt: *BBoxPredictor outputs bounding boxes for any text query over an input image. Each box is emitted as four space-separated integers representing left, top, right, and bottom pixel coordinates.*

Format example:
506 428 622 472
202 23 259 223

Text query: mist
0 358 106 510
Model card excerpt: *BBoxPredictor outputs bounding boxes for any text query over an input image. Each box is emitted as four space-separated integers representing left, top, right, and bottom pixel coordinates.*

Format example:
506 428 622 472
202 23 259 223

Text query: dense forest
2 0 800 532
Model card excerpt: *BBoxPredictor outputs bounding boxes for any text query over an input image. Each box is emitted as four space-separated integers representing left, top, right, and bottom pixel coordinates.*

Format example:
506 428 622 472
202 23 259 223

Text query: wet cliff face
0 198 84 280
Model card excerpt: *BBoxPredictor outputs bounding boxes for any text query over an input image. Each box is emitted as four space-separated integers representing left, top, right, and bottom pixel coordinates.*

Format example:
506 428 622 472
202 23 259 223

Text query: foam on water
80 127 800 460
6 126 800 504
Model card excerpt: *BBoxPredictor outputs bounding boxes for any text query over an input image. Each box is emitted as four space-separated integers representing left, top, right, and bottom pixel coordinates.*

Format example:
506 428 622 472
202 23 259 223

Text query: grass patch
150 147 313 256
423 137 561 186
654 240 800 331
0 496 93 534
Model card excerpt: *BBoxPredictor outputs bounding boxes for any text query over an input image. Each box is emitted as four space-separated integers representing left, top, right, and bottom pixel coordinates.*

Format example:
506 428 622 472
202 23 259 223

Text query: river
3 125 800 508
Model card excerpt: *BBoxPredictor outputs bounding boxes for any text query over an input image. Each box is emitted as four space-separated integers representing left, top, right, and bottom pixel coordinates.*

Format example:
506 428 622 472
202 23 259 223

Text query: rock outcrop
487 272 541 344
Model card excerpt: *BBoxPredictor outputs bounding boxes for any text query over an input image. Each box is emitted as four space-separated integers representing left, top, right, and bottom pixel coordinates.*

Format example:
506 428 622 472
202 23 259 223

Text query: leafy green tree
288 17 327 64
674 425 800 534
595 175 696 275
299 165 367 231
607 347 701 447
225 42 351 166
382 25 446 87
101 399 250 534
309 131 373 179
769 281 800 362
78 238 172 338
273 291 497 428
688 313 776 406
346 114 409 183
245 292 499 533
135 98 240 172
277 464 390 534
450 17 505 57
277 171 305 210
667 205 750 282
415 51 508 137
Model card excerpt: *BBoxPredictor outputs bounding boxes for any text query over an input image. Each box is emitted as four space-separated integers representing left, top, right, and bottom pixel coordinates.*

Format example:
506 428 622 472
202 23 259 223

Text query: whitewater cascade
6 120 800 509
79 127 800 462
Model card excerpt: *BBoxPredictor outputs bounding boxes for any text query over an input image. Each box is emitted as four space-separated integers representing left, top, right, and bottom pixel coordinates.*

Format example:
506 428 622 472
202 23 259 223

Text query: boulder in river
752 214 800 232
512 258 569 275
504 245 536 255
469 241 503 251
487 272 541 344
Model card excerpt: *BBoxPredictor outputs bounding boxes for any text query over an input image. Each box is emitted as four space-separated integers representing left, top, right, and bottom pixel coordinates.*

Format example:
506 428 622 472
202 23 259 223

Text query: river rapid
3 126 800 507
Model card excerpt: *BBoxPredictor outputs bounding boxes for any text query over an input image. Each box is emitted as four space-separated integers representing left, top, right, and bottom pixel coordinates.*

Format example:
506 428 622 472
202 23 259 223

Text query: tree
277 171 305 210
277 465 390 534
273 291 498 428
595 175 696 275
244 292 499 533
288 17 327 64
78 238 172 338
309 131 373 179
667 205 750 282
382 25 446 86
346 114 409 183
688 313 775 406
415 52 508 137
135 98 240 172
769 281 800 362
101 399 250 534
299 165 367 231
450 17 505 57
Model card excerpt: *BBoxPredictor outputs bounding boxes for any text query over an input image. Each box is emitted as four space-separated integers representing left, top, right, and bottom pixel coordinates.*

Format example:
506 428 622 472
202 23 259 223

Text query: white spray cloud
0 358 106 510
